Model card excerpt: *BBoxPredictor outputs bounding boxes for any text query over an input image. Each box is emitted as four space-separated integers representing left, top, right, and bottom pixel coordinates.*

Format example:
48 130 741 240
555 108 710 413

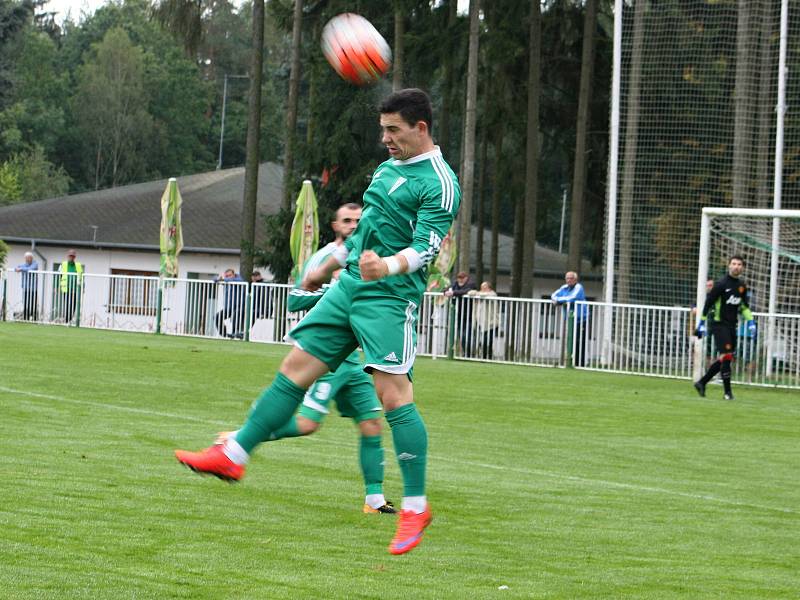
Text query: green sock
385 404 428 497
268 415 302 440
359 434 385 496
235 373 306 453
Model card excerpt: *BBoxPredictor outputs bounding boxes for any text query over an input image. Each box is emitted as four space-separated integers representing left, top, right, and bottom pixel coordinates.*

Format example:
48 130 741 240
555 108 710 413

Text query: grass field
1 322 798 599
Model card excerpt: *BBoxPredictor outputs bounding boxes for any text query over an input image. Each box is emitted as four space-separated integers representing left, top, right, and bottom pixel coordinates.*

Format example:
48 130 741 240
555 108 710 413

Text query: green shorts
288 271 419 378
298 352 382 423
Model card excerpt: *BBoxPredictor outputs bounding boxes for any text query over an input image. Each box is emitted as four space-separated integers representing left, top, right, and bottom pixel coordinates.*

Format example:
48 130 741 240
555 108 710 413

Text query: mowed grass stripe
1 322 798 599
2 383 796 518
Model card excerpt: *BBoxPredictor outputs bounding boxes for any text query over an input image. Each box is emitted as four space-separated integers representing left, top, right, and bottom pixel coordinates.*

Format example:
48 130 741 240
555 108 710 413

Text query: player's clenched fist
359 250 387 281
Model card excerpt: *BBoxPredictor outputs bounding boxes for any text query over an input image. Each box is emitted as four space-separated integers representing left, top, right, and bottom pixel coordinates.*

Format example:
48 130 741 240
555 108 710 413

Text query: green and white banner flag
289 179 319 283
159 177 183 283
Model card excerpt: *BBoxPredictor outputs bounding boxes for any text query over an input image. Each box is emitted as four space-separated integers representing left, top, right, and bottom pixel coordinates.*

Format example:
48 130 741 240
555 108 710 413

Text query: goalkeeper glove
695 322 707 338
746 320 757 337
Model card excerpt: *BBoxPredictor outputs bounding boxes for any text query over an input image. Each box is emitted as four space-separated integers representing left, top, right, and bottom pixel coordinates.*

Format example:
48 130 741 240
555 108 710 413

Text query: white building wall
4 242 273 281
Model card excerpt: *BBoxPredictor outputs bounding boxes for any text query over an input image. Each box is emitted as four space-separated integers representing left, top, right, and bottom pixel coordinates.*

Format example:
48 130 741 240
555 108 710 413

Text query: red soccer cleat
175 444 245 482
389 506 433 555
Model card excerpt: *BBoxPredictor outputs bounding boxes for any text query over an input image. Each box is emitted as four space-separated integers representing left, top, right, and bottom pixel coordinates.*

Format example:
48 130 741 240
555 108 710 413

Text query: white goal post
694 207 800 380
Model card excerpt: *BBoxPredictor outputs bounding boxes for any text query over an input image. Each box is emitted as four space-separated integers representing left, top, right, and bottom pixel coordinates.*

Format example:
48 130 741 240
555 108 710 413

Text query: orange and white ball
321 13 392 86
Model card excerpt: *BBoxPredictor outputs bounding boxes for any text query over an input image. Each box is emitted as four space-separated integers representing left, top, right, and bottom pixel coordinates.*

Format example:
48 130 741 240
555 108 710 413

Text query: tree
0 238 8 268
0 0 32 109
520 0 542 298
0 145 70 205
0 29 68 163
239 0 265 281
732 0 755 208
616 0 646 304
435 0 461 159
566 0 599 273
282 0 303 210
457 0 480 275
0 161 21 204
152 0 204 55
73 27 153 189
392 3 404 91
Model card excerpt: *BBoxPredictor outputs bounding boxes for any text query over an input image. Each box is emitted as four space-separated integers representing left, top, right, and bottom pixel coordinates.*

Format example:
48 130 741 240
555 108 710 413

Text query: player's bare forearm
359 250 408 281
301 256 340 291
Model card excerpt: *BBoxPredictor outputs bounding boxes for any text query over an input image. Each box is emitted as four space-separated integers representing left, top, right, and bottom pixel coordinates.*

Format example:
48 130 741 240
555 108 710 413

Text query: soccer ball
321 13 392 86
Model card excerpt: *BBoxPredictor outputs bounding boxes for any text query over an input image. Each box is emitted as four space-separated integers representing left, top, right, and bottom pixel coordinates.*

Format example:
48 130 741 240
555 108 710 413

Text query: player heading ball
175 88 461 556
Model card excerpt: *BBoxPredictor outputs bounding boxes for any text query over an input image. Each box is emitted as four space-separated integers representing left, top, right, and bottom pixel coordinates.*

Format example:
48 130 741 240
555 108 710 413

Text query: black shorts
710 323 737 355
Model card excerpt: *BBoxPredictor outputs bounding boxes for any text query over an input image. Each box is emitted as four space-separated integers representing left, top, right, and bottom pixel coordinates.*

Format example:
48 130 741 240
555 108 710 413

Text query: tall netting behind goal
704 212 800 315
610 0 800 308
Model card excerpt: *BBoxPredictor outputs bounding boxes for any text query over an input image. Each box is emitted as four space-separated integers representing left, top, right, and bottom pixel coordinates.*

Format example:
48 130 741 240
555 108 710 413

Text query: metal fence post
244 290 252 342
566 310 575 367
74 278 83 328
155 285 164 334
1 276 7 321
447 297 456 360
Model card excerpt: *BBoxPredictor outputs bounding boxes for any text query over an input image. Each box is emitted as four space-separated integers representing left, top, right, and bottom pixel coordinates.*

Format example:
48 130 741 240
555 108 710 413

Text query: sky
44 0 471 26
45 0 105 25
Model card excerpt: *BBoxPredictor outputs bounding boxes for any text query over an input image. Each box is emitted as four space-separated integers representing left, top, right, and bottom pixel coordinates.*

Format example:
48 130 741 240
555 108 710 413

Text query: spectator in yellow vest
58 249 84 323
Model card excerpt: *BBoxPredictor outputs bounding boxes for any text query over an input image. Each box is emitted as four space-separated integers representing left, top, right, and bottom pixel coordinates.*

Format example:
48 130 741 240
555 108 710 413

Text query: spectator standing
551 271 589 366
444 271 477 357
469 281 499 359
15 252 38 320
57 249 83 324
215 269 245 338
250 270 272 321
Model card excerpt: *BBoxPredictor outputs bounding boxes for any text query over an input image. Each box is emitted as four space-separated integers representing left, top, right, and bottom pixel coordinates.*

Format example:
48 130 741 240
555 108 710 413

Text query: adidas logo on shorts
384 352 399 363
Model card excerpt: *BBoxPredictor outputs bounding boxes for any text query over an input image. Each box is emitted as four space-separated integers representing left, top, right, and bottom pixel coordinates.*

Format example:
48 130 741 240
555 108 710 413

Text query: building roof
470 228 600 279
0 161 599 277
0 163 283 253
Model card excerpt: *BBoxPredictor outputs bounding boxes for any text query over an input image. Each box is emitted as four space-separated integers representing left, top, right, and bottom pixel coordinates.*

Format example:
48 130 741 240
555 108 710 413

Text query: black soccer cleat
363 500 397 514
693 381 706 397
723 393 734 401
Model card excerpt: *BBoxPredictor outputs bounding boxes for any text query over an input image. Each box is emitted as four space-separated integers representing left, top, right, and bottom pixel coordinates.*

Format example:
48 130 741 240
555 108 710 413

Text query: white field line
1 385 796 517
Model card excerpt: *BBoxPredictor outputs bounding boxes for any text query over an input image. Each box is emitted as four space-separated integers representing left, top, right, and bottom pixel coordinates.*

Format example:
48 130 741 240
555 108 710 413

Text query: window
109 269 158 315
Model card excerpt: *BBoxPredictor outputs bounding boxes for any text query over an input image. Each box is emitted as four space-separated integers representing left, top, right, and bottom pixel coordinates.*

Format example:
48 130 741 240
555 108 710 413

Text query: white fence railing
2 269 798 389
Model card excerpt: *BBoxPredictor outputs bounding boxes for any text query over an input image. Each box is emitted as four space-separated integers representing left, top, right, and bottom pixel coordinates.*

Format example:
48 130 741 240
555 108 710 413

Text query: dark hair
729 255 745 265
379 88 433 131
340 202 361 212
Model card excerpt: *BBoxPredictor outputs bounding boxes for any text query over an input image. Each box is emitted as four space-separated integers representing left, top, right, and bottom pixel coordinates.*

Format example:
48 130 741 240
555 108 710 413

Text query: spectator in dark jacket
445 271 477 357
215 269 245 338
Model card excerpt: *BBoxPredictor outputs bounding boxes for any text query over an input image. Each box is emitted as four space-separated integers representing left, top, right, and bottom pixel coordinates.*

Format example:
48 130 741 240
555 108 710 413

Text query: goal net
695 208 800 381
609 0 800 308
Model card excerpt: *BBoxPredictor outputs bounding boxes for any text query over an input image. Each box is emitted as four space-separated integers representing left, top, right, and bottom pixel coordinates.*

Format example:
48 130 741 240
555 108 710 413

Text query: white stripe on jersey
403 300 416 364
289 289 324 297
430 154 454 213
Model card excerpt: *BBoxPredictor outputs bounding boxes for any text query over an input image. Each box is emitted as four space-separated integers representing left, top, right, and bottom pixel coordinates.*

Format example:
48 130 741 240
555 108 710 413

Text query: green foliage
0 145 70 204
255 207 295 283
0 238 8 267
73 26 153 188
0 29 69 163
0 162 21 205
1 323 799 598
0 0 33 109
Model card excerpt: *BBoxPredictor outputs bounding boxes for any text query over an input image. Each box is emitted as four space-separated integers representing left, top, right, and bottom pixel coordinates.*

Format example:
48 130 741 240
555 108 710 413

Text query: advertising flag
289 179 319 283
159 177 183 282
426 224 457 298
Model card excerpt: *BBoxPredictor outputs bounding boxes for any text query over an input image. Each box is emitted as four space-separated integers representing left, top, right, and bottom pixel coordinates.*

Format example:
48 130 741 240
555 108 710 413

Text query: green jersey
288 242 360 368
288 242 338 313
344 147 461 301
